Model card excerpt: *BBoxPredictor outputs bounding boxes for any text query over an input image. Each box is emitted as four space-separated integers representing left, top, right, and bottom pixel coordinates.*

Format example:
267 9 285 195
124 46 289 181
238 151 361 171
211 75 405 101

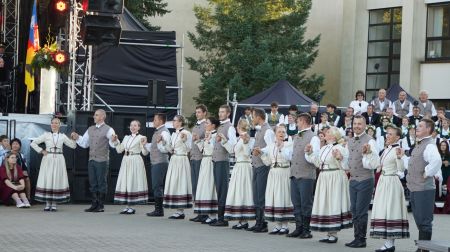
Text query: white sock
384 239 394 248
15 198 23 205
22 198 30 205
51 202 57 208
177 209 184 214
240 220 248 225
281 222 288 229
46 202 51 207
210 214 217 219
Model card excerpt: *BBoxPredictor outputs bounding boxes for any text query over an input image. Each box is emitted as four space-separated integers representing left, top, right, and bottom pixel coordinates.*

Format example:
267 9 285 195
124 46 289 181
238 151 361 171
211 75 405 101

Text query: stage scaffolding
0 0 20 111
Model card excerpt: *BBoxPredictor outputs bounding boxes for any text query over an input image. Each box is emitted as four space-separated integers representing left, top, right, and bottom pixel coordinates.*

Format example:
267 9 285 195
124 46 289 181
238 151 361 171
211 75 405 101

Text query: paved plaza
1 204 449 252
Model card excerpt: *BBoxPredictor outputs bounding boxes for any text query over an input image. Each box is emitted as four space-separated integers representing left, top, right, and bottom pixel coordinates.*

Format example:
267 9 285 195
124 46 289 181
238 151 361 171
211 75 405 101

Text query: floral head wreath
366 125 376 132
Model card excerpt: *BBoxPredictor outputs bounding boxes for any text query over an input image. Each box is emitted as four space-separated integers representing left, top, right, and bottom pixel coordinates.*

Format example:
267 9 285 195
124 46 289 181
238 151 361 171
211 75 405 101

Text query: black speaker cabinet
147 80 167 106
86 0 124 14
81 15 122 46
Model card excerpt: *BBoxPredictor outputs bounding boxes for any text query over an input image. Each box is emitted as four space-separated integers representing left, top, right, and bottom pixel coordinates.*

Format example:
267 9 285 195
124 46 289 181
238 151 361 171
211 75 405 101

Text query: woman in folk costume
193 117 220 224
111 120 148 214
368 125 409 252
161 115 193 219
224 119 256 229
31 117 77 211
257 124 294 235
305 126 352 243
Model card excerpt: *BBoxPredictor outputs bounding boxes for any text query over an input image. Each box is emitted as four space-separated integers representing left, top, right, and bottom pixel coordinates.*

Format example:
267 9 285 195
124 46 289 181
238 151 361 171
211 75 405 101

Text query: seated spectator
401 126 416 156
349 90 368 115
440 119 449 140
434 107 447 128
361 104 380 127
400 116 410 138
0 152 30 208
286 113 298 141
439 141 450 185
8 138 31 199
308 103 320 126
266 101 284 129
366 125 376 140
337 107 354 128
314 112 331 133
432 128 441 145
385 107 401 127
0 135 10 164
371 88 392 113
417 90 437 117
326 104 340 126
409 106 423 127
392 91 413 118
375 116 390 151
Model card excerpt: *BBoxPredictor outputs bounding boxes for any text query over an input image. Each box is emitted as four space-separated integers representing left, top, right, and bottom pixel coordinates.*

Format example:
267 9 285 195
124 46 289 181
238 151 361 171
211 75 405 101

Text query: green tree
186 0 324 115
125 0 170 31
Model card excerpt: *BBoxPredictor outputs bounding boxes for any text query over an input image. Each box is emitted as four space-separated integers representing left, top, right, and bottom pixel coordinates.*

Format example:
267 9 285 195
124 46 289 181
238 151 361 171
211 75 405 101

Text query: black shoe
168 213 185 219
146 210 164 217
346 239 366 248
50 207 58 212
44 207 51 212
125 208 136 215
210 220 229 227
120 208 129 214
202 218 216 225
278 228 289 235
269 228 280 235
320 236 338 243
246 223 258 231
85 192 98 212
286 228 302 238
253 221 268 233
375 246 395 252
232 223 249 230
92 206 104 213
93 193 105 213
319 237 331 243
189 215 201 222
299 232 313 239
146 197 164 217
345 239 358 247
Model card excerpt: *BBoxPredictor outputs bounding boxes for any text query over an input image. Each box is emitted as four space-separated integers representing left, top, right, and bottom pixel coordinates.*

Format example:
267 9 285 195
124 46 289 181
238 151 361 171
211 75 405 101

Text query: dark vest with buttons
252 123 271 168
190 121 206 161
407 137 435 192
291 130 316 179
212 121 232 162
348 133 374 181
87 124 111 162
150 126 170 165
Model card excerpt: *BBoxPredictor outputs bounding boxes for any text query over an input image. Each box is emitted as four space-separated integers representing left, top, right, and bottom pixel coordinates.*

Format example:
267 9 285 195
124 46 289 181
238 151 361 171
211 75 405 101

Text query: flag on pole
24 0 39 93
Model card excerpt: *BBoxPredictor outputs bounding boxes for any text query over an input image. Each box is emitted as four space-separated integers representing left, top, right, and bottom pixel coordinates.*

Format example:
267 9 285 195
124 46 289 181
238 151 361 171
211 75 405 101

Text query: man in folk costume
210 105 237 227
326 104 340 127
71 109 116 213
392 91 412 118
144 113 171 217
371 89 392 114
345 115 380 248
266 101 284 129
406 119 442 252
417 90 437 117
287 113 320 238
247 108 274 233
190 104 208 222
409 106 423 127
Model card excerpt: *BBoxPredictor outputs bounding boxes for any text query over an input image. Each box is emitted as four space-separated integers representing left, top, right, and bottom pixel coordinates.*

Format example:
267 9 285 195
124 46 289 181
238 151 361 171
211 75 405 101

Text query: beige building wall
149 0 450 113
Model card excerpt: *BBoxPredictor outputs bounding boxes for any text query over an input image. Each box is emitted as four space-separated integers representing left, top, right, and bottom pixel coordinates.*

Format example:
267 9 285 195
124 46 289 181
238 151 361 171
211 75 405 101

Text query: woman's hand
304 144 312 154
42 150 48 156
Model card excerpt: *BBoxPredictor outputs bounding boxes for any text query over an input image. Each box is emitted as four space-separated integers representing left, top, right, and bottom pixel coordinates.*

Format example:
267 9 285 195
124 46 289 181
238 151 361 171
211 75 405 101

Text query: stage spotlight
54 51 68 65
55 0 68 12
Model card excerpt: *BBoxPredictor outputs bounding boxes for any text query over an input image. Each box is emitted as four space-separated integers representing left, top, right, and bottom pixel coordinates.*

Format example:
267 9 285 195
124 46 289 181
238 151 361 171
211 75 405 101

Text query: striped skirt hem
370 219 410 239
225 205 256 220
35 187 70 203
194 200 218 213
310 212 353 232
114 190 148 204
264 206 294 222
164 194 193 209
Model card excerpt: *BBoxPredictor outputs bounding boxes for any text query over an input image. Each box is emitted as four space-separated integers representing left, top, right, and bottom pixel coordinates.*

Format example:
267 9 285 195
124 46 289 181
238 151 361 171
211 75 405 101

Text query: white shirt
144 125 171 153
76 123 116 148
265 112 285 125
349 100 369 115
220 119 237 149
421 101 437 117
375 127 387 151
404 136 442 177
392 100 413 117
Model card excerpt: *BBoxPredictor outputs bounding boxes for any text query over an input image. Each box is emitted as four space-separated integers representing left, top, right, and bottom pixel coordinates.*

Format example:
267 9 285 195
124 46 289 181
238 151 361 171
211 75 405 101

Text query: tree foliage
124 0 170 31
187 0 324 115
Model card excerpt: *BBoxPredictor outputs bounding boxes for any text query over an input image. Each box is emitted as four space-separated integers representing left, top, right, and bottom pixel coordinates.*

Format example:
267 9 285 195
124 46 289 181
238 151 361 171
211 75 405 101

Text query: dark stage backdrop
92 31 178 120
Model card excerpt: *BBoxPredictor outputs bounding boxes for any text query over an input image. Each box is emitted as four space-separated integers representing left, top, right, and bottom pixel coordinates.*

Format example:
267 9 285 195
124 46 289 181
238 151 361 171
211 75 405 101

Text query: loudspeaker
85 0 124 14
81 15 122 46
147 80 167 106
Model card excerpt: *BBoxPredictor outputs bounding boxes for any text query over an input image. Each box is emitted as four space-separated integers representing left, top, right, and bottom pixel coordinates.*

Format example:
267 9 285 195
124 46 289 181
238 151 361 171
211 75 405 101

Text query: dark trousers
190 159 202 199
88 160 108 193
213 161 230 208
349 178 374 240
151 162 168 198
410 189 435 233
290 178 315 219
252 165 270 211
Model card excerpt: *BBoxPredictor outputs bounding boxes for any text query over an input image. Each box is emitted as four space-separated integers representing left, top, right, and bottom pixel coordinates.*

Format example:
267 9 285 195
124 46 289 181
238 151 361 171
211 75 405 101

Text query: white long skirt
163 155 193 209
225 161 255 220
114 154 148 205
194 156 218 214
264 167 294 222
35 154 70 203
311 170 352 232
370 175 410 239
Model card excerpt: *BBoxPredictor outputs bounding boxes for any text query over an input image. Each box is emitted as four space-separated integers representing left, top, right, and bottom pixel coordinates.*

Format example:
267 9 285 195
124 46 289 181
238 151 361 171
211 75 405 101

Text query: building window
426 4 450 60
366 8 402 100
